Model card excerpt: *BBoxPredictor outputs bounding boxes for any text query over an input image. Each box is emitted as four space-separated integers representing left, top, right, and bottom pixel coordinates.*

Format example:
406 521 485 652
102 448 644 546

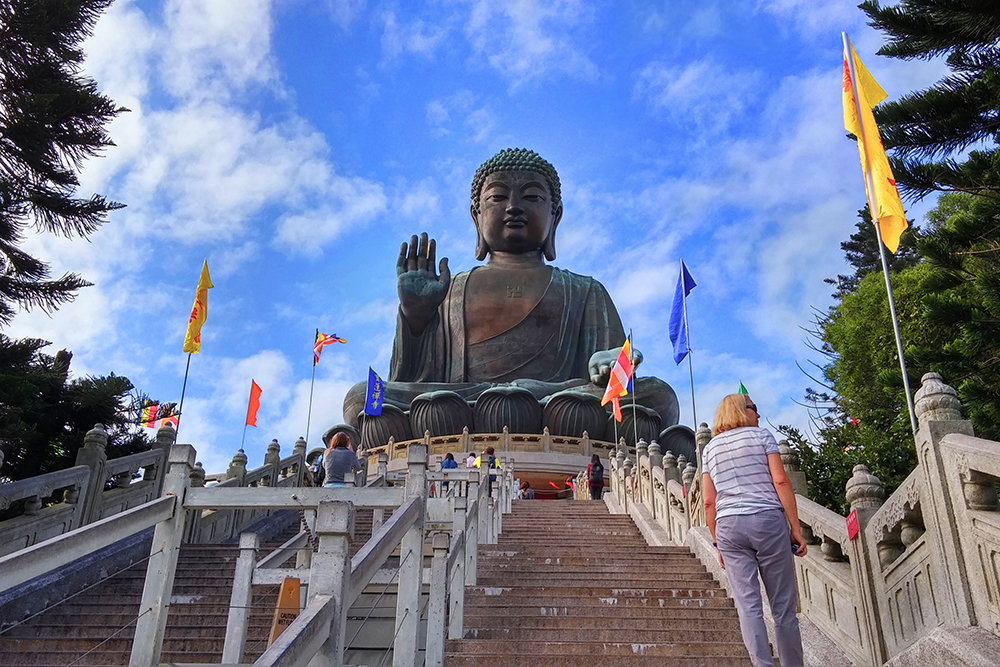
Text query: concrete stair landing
444 500 753 666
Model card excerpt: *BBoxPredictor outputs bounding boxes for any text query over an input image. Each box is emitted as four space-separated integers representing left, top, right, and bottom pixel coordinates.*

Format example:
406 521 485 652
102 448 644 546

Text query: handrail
348 497 421 604
252 593 335 666
0 465 90 509
183 486 405 510
0 495 175 593
446 528 466 573
104 450 163 478
256 531 309 570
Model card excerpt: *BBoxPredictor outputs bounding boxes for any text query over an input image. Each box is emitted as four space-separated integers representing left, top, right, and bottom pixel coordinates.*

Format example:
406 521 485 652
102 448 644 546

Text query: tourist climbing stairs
444 500 755 666
0 509 377 666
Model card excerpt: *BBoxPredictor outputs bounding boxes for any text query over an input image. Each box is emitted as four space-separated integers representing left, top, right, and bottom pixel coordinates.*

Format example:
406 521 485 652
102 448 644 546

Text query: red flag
246 380 262 427
611 396 622 423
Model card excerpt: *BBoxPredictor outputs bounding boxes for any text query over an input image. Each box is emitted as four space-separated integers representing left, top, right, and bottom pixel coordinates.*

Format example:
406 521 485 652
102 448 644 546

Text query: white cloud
274 177 388 255
633 58 761 137
463 0 599 86
380 11 446 60
758 0 859 36
325 0 367 29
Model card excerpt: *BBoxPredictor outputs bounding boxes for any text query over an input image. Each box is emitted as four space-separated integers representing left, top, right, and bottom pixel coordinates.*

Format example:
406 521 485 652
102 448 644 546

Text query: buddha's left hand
588 348 643 385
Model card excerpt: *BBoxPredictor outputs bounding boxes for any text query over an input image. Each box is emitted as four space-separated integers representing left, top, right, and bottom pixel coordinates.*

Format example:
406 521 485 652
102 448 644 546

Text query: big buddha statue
344 148 687 451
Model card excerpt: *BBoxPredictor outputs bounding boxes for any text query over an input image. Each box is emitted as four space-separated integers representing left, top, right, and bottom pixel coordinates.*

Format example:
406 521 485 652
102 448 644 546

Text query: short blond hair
712 394 754 436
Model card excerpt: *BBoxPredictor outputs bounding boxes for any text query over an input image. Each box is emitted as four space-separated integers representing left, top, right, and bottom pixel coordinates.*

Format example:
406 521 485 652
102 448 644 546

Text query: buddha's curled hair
471 148 561 216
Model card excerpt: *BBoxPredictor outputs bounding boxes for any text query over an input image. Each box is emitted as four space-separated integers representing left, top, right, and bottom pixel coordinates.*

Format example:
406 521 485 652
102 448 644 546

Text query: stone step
462 608 740 625
464 594 735 609
474 574 716 586
478 561 707 572
479 546 692 556
443 655 753 667
444 639 752 657
461 626 746 643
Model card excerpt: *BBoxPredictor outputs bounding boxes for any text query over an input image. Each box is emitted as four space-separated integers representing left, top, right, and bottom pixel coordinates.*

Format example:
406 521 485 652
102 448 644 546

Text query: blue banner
668 260 697 364
365 367 384 416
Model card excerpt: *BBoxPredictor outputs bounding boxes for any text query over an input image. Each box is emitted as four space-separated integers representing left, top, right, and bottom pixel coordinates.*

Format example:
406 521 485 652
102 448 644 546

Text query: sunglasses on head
746 402 758 414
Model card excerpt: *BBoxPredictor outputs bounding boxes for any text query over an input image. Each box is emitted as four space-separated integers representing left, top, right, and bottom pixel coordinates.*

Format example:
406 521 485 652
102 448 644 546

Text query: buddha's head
470 148 563 261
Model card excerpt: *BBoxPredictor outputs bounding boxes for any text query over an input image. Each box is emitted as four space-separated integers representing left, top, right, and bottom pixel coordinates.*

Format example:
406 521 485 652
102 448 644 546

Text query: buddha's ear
471 203 489 261
543 204 562 262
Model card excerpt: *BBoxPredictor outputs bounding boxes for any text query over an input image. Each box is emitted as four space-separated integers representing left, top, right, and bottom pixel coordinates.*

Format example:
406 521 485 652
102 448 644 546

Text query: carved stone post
189 462 206 488
648 440 663 470
222 532 258 663
913 372 978 628
75 424 108 524
373 452 389 533
695 422 712 466
264 439 280 484
292 436 307 484
466 470 480 585
130 444 195 667
662 451 680 485
779 440 808 496
844 464 888 666
226 449 248 484
308 500 354 666
394 443 427 667
425 532 450 667
622 457 633 512
154 424 176 490
449 497 467 640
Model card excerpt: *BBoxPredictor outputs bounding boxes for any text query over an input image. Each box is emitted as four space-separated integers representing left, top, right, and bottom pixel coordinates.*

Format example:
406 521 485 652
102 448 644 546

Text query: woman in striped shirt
702 393 807 667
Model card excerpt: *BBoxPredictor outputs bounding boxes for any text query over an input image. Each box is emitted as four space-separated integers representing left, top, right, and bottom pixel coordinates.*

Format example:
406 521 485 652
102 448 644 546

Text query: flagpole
176 352 192 437
843 33 918 435
306 329 319 444
682 271 698 426
629 331 639 448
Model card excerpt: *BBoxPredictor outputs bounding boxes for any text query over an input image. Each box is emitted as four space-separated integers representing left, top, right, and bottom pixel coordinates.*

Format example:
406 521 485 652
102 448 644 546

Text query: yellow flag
183 260 213 353
842 38 908 253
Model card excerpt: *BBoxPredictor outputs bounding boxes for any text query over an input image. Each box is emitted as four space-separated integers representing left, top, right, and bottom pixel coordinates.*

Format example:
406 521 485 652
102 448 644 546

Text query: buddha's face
473 170 562 257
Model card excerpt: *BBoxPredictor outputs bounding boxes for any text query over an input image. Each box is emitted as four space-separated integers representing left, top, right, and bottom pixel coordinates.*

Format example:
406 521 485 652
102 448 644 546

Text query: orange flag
842 35 908 253
246 380 262 427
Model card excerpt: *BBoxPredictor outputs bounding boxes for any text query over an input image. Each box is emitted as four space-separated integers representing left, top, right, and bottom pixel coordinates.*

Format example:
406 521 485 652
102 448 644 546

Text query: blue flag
365 367 384 416
668 260 697 364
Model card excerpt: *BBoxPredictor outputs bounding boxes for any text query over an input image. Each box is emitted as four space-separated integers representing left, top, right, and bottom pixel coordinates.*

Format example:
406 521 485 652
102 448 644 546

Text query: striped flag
600 337 634 420
313 330 347 365
140 403 159 428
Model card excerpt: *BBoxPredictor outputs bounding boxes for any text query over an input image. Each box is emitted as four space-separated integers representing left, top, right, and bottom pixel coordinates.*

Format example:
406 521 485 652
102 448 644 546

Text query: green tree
0 0 125 325
0 334 152 481
910 192 1000 439
862 0 1000 200
826 206 920 297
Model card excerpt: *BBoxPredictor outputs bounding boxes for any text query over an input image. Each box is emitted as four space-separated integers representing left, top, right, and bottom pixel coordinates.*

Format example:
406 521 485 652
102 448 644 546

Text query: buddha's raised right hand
397 232 451 335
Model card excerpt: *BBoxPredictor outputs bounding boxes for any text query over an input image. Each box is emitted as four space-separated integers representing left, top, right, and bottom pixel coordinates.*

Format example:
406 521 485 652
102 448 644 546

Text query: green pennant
738 382 749 395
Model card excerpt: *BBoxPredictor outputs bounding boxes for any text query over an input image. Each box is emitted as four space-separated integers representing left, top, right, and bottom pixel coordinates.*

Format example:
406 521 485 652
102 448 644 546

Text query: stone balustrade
606 371 1000 666
0 423 308 553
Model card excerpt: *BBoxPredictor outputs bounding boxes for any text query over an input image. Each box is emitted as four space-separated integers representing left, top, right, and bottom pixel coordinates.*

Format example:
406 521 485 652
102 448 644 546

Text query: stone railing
0 426 311 555
607 372 1000 666
365 426 619 466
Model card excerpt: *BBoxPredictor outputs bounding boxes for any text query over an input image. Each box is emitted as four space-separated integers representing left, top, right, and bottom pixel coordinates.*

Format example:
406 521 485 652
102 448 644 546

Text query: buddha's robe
342 267 679 428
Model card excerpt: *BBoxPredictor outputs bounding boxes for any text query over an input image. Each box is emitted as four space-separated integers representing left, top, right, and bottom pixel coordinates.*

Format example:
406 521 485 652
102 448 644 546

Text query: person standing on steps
323 432 363 488
702 393 807 667
586 454 604 500
474 446 500 497
440 451 458 494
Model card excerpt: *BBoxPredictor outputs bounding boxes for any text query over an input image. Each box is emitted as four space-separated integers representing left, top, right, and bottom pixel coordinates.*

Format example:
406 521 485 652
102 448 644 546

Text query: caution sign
268 577 301 646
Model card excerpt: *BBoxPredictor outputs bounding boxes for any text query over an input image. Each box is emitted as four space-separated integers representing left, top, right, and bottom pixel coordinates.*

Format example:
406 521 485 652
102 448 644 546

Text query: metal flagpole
843 33 918 435
306 329 318 444
175 352 192 437
682 270 698 426
240 382 253 451
629 331 639 447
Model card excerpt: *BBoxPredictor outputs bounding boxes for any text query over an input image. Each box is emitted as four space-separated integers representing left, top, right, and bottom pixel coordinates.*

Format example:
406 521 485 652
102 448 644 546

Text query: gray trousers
716 508 803 667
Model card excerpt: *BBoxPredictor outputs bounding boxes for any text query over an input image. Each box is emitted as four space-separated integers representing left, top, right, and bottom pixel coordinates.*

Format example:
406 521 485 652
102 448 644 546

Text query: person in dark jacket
586 454 604 500
323 432 363 487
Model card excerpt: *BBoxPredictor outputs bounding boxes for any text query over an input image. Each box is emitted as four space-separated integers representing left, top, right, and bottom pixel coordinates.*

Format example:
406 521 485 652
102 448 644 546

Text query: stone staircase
0 510 376 666
444 500 754 666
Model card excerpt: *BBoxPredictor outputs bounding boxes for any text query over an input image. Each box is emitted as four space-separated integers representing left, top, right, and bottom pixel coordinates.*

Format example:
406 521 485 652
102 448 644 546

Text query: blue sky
10 0 948 474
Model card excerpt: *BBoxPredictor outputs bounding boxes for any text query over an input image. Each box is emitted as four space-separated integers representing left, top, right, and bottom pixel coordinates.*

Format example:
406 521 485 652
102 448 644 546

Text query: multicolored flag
160 414 179 429
246 380 262 427
842 36 908 253
313 330 347 365
365 367 384 416
601 337 634 421
183 260 214 353
140 403 159 428
668 260 697 364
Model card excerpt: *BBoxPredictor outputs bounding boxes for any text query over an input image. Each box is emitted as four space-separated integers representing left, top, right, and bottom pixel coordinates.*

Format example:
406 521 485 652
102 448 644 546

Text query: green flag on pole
738 382 749 395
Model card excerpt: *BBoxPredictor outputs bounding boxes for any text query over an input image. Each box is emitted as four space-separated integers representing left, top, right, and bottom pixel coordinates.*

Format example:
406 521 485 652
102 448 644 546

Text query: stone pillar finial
293 437 307 458
264 439 280 467
155 423 177 451
779 440 799 470
682 462 696 487
623 456 633 478
227 449 248 482
647 440 663 469
676 454 687 471
663 449 676 471
696 422 712 447
845 464 885 511
636 438 648 461
84 423 108 451
914 372 963 426
189 461 206 487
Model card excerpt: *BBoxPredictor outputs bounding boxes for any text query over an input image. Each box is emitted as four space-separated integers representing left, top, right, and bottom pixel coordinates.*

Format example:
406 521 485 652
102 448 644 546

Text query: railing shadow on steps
600 372 1000 667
